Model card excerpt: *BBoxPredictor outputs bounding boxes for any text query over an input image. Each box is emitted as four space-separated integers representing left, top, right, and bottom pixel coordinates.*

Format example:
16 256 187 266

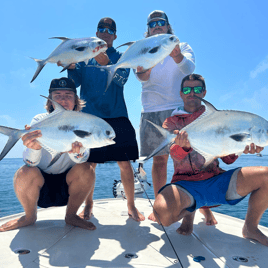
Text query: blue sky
0 0 267 157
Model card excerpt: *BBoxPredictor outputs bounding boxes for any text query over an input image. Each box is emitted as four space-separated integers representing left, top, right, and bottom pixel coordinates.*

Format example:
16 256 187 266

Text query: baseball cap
49 77 77 94
97 17 116 32
147 10 169 25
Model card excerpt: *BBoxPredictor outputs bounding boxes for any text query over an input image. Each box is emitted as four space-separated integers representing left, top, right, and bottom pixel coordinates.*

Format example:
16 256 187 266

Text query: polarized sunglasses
181 86 204 95
98 27 115 35
148 20 166 28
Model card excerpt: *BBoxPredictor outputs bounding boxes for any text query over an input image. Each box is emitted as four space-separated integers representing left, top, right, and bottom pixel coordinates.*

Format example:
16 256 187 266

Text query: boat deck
1 198 267 267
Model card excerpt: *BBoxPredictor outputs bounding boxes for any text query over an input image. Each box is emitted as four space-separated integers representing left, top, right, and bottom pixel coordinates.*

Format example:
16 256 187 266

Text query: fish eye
106 130 110 136
97 41 102 45
169 36 174 41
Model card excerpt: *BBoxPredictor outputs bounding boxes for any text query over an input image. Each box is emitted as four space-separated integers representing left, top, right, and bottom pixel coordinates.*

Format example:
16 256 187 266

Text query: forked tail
30 58 46 83
0 126 25 160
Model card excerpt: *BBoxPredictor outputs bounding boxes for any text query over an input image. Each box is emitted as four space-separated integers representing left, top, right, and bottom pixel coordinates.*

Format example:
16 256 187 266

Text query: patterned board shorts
139 109 174 157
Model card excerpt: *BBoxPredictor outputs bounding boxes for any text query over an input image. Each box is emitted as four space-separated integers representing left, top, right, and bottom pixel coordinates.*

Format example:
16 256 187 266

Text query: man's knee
69 162 95 183
14 165 43 186
153 193 173 226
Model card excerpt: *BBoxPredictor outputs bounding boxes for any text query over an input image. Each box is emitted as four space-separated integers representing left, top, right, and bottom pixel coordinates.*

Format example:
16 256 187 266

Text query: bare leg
78 162 97 220
117 161 145 222
153 184 192 227
177 212 196 235
148 155 169 222
236 166 268 246
0 166 44 232
65 162 96 230
199 208 218 226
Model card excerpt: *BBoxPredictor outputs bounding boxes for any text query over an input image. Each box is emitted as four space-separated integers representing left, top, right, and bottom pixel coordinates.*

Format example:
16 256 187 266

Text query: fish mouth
93 44 107 53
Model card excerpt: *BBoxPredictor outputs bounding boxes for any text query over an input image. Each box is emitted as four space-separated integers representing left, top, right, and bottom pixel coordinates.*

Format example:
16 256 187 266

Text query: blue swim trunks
160 168 246 212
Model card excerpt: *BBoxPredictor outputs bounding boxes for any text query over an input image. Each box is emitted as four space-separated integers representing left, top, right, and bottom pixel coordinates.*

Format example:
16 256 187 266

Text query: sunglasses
148 20 166 28
98 27 115 35
181 86 204 95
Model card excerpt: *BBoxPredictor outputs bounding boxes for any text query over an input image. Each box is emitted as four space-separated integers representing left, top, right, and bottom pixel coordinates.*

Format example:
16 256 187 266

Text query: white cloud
241 86 268 110
250 56 268 79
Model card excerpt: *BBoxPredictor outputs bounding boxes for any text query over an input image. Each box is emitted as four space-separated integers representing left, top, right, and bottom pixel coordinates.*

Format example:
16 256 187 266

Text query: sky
0 0 267 158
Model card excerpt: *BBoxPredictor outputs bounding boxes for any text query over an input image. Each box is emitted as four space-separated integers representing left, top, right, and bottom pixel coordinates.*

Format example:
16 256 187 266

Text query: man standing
136 10 197 222
0 77 96 232
67 18 144 222
153 74 268 247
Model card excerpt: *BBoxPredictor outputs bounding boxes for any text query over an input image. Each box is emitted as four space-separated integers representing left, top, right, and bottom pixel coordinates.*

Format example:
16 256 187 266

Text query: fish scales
0 97 116 161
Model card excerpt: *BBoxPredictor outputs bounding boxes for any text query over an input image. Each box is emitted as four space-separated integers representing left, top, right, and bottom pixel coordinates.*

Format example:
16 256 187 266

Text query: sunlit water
0 155 267 227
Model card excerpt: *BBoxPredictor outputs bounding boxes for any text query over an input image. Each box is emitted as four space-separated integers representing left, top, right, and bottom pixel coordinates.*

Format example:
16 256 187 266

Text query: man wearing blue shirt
66 18 144 222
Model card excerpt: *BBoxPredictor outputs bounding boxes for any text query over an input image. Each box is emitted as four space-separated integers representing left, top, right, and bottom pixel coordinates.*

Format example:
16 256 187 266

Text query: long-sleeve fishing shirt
136 42 195 113
68 47 130 119
163 106 238 183
23 113 90 174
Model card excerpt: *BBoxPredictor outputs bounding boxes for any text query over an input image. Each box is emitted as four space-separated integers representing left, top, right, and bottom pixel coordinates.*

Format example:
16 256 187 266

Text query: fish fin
116 41 135 50
102 65 118 94
49 37 71 42
74 46 87 52
139 120 176 162
30 57 46 83
73 130 92 138
40 95 66 112
47 153 62 168
84 59 89 65
195 96 219 112
230 133 251 142
148 46 161 54
0 126 25 160
60 64 73 73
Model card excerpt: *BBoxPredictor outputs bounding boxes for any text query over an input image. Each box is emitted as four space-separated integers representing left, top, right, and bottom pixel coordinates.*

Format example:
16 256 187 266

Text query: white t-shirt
137 42 195 113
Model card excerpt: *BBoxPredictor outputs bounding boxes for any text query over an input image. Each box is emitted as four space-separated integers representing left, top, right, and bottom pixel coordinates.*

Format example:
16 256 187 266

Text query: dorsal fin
40 95 66 112
116 41 135 50
49 37 71 42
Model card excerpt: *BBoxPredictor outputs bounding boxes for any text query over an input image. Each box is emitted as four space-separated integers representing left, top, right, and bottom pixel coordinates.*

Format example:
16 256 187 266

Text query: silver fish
0 96 116 164
141 97 268 167
30 37 107 82
100 34 180 92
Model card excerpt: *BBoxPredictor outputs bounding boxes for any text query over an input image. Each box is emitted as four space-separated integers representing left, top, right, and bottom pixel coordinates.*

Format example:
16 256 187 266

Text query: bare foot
242 224 268 246
148 212 157 222
79 203 93 220
65 214 96 230
199 208 218 225
0 215 36 232
128 207 145 222
176 213 195 236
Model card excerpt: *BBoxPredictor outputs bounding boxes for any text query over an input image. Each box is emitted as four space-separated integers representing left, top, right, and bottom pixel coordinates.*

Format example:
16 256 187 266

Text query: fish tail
30 57 46 83
103 65 117 94
139 120 176 162
0 126 25 161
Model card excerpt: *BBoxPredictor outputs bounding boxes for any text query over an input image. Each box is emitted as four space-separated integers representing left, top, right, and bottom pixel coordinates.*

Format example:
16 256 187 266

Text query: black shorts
87 117 139 163
37 169 70 208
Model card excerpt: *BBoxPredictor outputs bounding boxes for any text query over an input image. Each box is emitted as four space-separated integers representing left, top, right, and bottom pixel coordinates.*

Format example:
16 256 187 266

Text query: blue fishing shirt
68 47 130 118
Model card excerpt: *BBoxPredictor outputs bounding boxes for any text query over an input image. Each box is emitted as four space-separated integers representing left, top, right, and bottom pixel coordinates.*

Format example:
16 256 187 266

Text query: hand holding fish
243 143 264 155
169 45 184 63
68 141 84 156
94 52 110 66
136 66 152 81
173 130 191 151
57 61 76 69
22 126 42 150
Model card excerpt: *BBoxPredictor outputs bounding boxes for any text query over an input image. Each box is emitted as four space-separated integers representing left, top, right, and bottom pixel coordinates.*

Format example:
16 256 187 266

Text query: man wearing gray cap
135 10 209 224
0 77 97 232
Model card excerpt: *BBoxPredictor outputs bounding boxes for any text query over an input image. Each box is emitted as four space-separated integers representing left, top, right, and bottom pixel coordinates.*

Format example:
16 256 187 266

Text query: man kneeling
153 74 268 246
0 77 96 232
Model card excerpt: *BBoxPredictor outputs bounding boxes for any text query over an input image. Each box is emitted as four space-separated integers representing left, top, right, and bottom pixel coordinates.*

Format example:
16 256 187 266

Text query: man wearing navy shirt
65 17 144 222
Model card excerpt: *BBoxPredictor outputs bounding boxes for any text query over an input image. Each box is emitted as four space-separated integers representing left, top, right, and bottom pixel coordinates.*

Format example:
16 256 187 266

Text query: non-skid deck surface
1 198 267 267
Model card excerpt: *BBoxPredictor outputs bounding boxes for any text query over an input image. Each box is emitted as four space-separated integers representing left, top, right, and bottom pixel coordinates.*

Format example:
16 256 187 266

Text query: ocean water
0 155 267 227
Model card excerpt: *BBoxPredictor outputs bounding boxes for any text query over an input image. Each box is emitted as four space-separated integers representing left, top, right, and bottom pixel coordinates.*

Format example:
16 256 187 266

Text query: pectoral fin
230 133 251 142
73 130 91 138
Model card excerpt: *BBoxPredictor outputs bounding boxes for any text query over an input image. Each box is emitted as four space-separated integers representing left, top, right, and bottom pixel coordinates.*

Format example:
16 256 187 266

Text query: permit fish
99 34 180 92
30 37 107 82
0 96 115 165
141 97 268 167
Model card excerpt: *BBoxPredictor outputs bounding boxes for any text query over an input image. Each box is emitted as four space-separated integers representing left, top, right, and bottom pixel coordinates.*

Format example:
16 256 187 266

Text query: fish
98 34 180 92
0 96 116 166
30 37 107 82
140 97 268 167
